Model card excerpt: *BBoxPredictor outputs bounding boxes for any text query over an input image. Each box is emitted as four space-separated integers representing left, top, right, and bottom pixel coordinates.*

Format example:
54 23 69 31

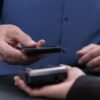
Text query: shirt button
64 16 68 21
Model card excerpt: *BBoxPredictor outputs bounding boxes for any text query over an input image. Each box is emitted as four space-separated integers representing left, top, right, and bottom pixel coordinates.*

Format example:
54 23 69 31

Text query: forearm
66 75 100 100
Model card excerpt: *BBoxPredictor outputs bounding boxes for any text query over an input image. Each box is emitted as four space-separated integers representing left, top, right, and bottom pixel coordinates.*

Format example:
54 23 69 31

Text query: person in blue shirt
0 1 100 99
1 22 100 100
0 0 100 74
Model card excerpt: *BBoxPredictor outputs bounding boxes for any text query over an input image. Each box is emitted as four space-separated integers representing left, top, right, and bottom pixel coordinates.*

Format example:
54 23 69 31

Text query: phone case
20 46 64 56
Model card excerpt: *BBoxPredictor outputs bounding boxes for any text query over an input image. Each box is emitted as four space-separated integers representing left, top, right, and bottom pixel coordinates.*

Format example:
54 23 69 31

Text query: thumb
66 65 72 72
60 64 72 72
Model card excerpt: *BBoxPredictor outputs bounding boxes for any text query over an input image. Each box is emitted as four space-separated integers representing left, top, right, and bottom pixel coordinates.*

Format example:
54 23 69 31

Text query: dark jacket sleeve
66 75 100 100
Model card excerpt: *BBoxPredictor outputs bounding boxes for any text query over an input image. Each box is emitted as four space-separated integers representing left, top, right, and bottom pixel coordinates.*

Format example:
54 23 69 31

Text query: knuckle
91 60 97 65
89 57 100 67
7 24 19 29
72 67 78 70
96 57 100 63
17 52 23 58
90 48 100 57
8 52 22 59
89 51 98 58
6 24 20 34
23 34 32 40
89 43 97 47
97 46 100 51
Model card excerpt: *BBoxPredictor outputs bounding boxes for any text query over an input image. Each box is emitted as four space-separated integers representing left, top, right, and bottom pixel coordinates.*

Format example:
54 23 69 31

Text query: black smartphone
20 65 67 87
20 46 63 56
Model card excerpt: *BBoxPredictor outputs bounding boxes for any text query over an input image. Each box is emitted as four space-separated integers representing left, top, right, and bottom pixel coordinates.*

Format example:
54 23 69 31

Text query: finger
19 56 42 65
14 76 44 97
59 64 72 73
66 67 85 81
0 41 22 58
15 43 23 49
14 76 33 96
76 44 97 57
61 65 79 81
65 65 72 72
31 82 68 99
93 67 100 73
12 29 37 47
79 47 100 64
2 57 20 65
36 39 46 48
87 56 100 68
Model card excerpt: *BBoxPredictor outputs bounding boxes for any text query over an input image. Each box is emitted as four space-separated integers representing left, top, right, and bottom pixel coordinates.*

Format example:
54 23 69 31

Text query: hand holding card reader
20 65 67 87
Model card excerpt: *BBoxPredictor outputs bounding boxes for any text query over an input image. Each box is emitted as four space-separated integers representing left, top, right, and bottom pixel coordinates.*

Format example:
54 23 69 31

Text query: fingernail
38 39 46 45
40 39 45 43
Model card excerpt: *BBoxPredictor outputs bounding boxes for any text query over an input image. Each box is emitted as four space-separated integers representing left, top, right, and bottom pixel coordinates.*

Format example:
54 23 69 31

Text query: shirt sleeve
66 75 100 100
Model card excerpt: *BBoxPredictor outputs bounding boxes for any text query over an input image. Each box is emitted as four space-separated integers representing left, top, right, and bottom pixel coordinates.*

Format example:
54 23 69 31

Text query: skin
0 24 99 70
14 65 85 99
0 24 98 99
77 44 100 73
0 24 45 65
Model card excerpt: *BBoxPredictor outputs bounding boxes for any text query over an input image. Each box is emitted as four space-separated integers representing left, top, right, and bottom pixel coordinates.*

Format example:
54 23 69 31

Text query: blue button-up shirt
0 0 100 74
